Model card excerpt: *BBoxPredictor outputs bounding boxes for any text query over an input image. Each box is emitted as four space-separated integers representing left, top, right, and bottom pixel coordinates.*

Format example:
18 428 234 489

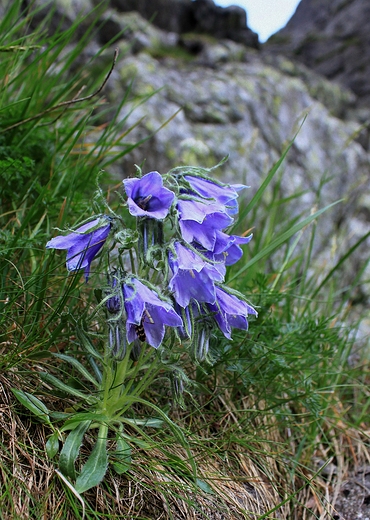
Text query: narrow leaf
75 432 108 493
196 478 214 494
11 388 50 424
234 119 307 228
61 412 109 431
52 353 100 387
123 417 163 428
229 200 342 281
59 420 91 480
123 396 197 479
39 372 97 404
112 432 131 475
55 469 86 518
75 324 103 360
46 432 60 459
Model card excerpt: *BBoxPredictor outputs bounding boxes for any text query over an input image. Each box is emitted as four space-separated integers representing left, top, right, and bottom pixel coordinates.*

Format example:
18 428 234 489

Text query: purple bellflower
168 242 224 308
195 232 253 274
208 286 258 339
46 217 111 281
183 175 247 216
223 234 253 265
123 171 175 220
123 277 183 349
177 198 233 251
212 232 253 265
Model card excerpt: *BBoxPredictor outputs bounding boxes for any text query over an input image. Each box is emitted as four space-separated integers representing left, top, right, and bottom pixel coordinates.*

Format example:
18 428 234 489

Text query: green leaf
61 412 110 431
52 353 100 387
75 324 103 360
196 478 214 494
75 430 109 493
112 431 131 475
59 420 91 481
26 350 53 360
122 396 197 479
50 411 73 421
46 432 60 459
39 372 97 404
231 122 306 235
123 417 163 428
11 388 51 424
117 432 152 450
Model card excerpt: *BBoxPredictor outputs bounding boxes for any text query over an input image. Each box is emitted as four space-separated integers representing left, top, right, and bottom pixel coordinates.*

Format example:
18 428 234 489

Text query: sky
215 0 302 42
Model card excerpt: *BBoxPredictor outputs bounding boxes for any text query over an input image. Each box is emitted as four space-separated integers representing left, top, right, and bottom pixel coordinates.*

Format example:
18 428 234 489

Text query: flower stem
112 349 160 414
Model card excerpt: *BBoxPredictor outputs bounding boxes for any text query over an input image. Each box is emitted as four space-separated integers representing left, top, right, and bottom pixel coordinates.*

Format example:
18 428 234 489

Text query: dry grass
2 369 369 520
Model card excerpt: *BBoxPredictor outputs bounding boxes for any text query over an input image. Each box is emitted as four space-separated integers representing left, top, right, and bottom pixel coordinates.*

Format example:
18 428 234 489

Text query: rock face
19 2 370 305
98 12 369 303
265 0 370 108
104 0 259 49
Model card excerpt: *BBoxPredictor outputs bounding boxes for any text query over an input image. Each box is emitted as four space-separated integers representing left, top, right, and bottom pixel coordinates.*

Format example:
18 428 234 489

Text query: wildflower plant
18 164 258 494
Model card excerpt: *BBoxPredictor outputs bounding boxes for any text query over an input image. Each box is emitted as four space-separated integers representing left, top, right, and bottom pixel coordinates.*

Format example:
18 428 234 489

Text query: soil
332 466 370 520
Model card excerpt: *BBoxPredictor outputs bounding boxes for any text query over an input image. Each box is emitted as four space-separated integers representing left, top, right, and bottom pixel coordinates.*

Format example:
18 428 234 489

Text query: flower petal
123 171 175 220
208 286 257 338
124 277 183 348
169 242 224 307
46 218 111 280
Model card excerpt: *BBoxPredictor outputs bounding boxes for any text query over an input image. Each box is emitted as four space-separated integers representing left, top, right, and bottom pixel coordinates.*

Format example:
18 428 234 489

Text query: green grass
1 2 369 519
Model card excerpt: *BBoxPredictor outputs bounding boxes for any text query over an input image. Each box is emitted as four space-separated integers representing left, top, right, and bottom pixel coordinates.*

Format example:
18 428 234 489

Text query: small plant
15 163 259 494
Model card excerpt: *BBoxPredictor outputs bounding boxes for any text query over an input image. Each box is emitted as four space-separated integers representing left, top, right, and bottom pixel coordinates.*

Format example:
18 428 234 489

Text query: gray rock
22 0 98 39
106 20 370 302
265 0 370 109
12 3 370 306
97 0 259 49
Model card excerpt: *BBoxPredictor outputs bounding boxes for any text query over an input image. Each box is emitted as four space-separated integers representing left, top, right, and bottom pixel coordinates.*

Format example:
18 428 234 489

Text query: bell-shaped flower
123 171 175 220
46 217 111 281
177 198 233 251
208 286 258 339
123 277 182 349
183 175 247 216
211 232 253 265
168 242 224 308
223 234 253 265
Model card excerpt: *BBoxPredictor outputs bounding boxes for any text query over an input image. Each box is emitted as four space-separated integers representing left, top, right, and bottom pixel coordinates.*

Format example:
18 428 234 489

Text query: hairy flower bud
195 327 210 362
108 323 127 361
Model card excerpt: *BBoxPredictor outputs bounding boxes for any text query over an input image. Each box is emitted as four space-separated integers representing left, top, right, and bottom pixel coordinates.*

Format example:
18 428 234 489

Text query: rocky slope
22 0 370 307
105 0 259 48
265 0 370 110
94 11 369 304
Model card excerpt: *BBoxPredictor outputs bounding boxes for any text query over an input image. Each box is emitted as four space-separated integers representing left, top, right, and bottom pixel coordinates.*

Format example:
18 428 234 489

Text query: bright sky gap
215 0 301 42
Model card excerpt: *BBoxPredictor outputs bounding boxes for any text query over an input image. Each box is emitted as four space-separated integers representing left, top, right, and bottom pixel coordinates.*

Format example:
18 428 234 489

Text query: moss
265 34 292 46
145 44 195 62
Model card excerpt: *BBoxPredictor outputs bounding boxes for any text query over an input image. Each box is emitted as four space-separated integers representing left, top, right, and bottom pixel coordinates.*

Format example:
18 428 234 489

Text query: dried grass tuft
1 371 369 519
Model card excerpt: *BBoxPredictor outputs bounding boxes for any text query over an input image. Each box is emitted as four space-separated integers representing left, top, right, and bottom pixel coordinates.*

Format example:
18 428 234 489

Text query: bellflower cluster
42 164 259 492
168 174 257 359
46 166 257 363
